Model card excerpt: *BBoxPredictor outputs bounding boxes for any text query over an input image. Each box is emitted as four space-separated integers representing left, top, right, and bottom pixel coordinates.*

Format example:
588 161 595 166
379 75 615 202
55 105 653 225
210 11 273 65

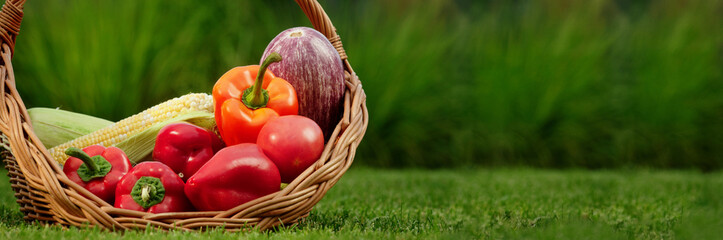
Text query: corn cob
49 93 214 164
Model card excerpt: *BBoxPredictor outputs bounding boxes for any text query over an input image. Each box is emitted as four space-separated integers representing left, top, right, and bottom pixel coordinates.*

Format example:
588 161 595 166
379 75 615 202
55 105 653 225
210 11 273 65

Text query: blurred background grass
12 0 723 170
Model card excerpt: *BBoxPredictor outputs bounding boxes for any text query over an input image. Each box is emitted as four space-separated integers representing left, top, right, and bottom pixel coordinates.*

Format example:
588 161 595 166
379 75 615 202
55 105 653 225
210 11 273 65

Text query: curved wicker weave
0 0 367 231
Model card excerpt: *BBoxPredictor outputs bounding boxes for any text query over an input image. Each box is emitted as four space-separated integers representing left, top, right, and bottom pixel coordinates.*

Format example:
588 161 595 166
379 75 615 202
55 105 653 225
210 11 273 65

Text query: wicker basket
0 0 367 231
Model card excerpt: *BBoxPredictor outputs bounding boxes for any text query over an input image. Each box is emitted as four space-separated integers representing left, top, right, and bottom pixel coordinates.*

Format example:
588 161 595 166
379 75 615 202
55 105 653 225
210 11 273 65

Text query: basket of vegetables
0 0 367 231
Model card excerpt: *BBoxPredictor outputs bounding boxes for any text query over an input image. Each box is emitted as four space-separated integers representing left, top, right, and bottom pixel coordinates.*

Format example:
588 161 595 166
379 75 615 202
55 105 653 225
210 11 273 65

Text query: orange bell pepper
212 53 298 145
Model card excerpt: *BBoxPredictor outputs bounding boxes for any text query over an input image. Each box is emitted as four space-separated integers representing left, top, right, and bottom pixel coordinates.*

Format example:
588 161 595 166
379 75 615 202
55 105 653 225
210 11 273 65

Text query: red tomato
257 115 324 183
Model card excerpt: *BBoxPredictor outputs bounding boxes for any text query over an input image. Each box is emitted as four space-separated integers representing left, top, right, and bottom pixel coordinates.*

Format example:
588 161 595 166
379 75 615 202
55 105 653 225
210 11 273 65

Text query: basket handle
0 0 25 57
294 0 348 60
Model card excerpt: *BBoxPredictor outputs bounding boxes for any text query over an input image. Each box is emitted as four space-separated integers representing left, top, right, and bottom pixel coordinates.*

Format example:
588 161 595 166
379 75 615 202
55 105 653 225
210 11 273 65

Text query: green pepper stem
131 177 165 209
65 147 99 173
141 185 151 203
243 52 282 109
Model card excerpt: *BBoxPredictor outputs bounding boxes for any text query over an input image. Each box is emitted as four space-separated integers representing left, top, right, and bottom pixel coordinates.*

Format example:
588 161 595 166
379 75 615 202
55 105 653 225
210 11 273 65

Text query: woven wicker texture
0 0 367 231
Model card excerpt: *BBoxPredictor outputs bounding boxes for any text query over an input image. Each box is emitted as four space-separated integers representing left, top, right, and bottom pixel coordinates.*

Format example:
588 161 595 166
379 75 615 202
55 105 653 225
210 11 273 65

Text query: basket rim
0 0 368 231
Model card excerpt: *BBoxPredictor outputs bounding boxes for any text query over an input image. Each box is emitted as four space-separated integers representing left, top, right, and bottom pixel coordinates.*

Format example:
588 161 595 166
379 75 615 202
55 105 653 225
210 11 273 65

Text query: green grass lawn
1 167 721 239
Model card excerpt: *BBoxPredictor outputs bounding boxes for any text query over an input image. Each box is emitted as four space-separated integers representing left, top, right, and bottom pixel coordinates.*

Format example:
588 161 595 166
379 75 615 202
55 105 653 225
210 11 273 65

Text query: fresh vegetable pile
31 27 345 213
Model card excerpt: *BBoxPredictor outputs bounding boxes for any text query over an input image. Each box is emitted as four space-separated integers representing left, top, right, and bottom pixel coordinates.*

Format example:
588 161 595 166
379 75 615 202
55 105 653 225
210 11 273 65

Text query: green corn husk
28 107 115 148
113 111 217 164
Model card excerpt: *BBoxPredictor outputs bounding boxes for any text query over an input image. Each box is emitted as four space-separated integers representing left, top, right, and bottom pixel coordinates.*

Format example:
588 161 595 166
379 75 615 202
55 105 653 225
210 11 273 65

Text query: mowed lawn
0 167 721 239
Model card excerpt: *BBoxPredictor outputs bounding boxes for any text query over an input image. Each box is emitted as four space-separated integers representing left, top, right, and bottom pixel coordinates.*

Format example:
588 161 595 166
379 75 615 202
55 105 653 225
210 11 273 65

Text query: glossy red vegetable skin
153 122 223 181
63 145 131 204
115 162 193 213
184 143 281 211
257 115 324 183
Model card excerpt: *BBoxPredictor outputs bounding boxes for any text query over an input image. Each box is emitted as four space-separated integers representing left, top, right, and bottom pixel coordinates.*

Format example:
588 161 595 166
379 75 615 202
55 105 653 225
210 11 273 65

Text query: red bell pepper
63 145 131 204
152 122 224 181
114 161 193 213
212 52 298 145
184 143 280 211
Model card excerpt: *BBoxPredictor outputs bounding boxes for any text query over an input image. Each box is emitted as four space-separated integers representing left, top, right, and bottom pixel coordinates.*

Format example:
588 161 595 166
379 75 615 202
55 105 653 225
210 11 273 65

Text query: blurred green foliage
13 0 723 169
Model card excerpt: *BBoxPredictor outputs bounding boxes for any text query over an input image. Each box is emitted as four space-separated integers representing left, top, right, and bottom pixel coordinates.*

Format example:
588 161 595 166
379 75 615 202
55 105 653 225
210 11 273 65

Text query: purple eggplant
262 27 345 140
